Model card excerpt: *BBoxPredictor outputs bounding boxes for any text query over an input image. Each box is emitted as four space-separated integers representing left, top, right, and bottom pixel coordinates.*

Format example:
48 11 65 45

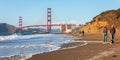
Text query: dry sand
26 33 120 60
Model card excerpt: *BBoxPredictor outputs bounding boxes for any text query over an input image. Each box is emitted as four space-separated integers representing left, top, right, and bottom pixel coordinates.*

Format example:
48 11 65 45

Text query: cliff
72 8 120 34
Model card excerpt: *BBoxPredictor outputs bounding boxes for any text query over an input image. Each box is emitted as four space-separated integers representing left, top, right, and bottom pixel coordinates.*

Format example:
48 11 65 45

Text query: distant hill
72 8 120 34
20 28 61 35
20 28 46 35
0 23 17 35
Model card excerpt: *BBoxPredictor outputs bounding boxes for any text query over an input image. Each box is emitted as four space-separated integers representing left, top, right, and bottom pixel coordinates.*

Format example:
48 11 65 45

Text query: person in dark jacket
103 27 108 43
110 25 116 44
81 30 85 38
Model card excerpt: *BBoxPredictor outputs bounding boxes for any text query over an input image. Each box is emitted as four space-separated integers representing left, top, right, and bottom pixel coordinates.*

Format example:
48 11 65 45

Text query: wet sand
26 33 120 60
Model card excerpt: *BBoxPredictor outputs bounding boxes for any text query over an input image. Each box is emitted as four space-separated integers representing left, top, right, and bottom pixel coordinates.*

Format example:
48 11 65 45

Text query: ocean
0 34 75 58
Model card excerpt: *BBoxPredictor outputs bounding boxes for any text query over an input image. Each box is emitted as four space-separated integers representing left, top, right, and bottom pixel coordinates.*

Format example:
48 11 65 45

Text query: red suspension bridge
18 8 82 33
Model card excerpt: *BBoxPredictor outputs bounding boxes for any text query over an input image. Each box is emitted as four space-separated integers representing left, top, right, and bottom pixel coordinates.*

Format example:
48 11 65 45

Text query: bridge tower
18 16 22 33
46 8 52 33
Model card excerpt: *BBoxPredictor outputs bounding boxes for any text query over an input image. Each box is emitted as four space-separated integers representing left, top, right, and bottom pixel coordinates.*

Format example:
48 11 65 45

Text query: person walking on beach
81 30 85 38
103 27 108 43
79 30 81 36
110 25 116 44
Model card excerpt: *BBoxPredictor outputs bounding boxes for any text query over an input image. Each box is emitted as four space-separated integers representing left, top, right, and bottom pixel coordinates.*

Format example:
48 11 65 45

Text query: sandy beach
26 33 120 60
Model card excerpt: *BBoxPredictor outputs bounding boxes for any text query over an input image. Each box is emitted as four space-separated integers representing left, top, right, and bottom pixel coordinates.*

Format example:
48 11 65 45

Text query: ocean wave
0 34 74 58
0 39 73 49
0 34 53 41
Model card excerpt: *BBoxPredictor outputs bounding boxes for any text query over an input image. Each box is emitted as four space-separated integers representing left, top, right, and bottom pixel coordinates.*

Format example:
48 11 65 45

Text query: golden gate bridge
18 8 82 33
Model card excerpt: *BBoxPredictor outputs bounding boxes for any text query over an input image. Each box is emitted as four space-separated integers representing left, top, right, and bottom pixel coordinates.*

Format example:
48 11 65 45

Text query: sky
0 0 120 27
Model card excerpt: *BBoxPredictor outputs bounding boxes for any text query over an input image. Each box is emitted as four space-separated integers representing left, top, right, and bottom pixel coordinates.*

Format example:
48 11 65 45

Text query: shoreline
26 42 111 60
1 33 120 60
0 34 87 60
24 38 87 60
26 33 120 60
0 34 79 60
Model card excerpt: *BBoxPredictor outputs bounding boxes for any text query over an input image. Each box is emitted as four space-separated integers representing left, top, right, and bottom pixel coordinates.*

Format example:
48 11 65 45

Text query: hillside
72 8 120 34
0 23 17 35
